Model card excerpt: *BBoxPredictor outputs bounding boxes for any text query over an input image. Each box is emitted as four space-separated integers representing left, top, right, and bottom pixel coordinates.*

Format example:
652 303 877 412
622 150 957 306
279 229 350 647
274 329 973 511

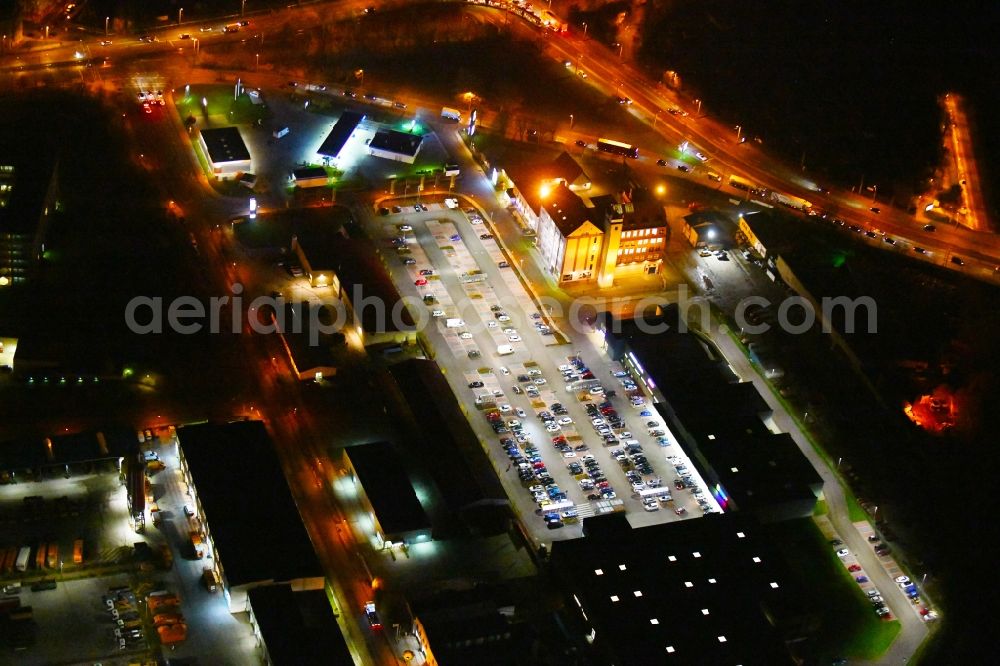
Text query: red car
848 564 862 572
414 278 428 286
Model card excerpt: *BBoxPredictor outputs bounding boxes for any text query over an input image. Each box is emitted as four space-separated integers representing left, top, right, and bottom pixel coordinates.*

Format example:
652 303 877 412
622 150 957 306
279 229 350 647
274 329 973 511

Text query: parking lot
368 200 721 543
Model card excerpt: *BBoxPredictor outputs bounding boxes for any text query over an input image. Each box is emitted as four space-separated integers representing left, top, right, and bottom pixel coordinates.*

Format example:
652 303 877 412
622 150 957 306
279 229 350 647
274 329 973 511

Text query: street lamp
105 16 109 36
653 109 661 127
695 98 702 116
242 0 247 16
582 22 588 37
569 113 574 129
735 125 743 144
255 53 259 71
178 7 183 25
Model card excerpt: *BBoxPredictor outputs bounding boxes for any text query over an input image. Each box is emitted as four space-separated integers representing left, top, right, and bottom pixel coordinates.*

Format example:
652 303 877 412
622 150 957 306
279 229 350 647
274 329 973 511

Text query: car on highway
100 40 112 46
951 256 964 265
836 548 850 557
575 140 587 148
677 164 689 172
914 247 927 254
923 224 936 232
870 206 881 214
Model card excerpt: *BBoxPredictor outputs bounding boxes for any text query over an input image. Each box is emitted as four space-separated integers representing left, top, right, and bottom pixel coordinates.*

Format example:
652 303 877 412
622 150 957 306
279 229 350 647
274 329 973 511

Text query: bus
597 138 639 159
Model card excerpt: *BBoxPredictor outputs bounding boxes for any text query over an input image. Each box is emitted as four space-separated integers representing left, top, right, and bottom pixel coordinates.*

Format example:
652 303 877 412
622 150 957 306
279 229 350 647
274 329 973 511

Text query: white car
498 315 511 322
516 408 526 418
444 197 459 209
589 387 605 395
503 328 517 335
619 431 632 439
894 575 911 584
642 500 660 512
591 418 605 426
500 366 510 375
431 309 445 317
459 332 473 340
558 364 572 371
563 451 577 458
487 321 499 329
533 377 546 385
545 423 560 432
558 417 573 425
499 404 512 413
398 224 412 232
836 548 850 557
508 334 522 342
470 217 483 225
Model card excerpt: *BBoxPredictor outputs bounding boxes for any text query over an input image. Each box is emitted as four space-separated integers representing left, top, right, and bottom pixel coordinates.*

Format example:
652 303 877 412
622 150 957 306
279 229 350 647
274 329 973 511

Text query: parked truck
441 107 462 122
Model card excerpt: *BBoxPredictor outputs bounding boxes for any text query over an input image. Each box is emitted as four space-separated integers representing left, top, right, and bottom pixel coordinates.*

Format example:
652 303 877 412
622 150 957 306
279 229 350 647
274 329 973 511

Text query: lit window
650 618 659 625
736 531 745 538
668 555 677 562
770 582 779 588
708 578 717 584
701 609 710 615
619 564 627 571
666 646 675 653
718 636 727 643
692 552 701 558
595 569 604 576
633 590 643 597
684 581 693 588
753 557 761 563
610 595 619 602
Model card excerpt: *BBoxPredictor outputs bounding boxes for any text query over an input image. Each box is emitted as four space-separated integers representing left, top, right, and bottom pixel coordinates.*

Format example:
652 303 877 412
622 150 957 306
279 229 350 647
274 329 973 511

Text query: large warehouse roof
345 441 429 538
177 421 321 587
247 585 353 666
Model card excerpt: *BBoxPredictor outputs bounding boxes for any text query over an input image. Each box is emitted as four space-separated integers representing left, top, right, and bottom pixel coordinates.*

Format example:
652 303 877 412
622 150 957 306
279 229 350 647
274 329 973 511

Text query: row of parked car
103 586 143 651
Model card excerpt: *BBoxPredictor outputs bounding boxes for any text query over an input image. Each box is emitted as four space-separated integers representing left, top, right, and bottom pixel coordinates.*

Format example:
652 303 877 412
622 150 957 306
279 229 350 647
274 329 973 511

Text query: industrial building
176 421 325 612
198 127 251 179
247 584 353 666
599 311 823 522
290 233 416 347
550 512 796 665
342 441 431 546
385 359 510 536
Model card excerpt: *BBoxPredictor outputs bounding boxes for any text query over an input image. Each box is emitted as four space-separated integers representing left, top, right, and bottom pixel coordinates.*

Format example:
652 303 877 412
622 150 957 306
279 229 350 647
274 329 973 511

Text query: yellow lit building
536 183 668 287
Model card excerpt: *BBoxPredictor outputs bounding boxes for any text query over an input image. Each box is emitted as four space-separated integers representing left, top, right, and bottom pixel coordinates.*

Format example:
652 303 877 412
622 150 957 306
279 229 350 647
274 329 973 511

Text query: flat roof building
368 128 423 163
342 441 431 546
550 512 795 665
600 311 822 522
177 421 324 612
291 166 329 188
199 127 251 179
291 232 416 347
386 359 509 536
317 110 365 161
247 584 353 666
